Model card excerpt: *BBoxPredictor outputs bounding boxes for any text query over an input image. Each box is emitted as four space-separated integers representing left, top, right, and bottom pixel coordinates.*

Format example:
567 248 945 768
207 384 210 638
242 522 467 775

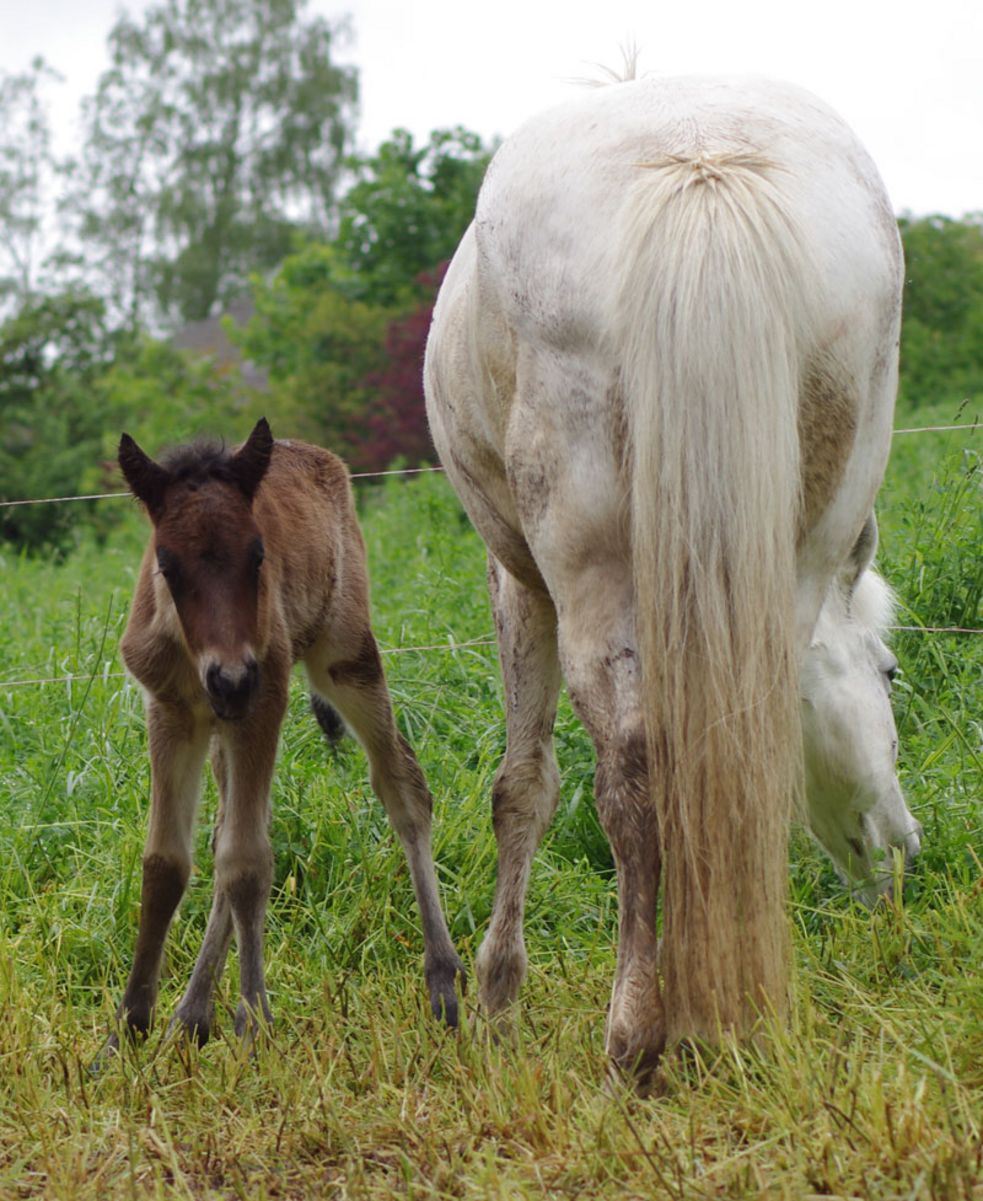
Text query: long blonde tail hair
610 152 812 1041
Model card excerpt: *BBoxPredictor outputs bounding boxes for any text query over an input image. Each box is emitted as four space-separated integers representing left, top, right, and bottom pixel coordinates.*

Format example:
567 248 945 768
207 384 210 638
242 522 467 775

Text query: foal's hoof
475 944 527 1018
91 1016 148 1073
426 955 467 1028
91 1033 122 1075
167 1009 212 1049
234 1000 273 1045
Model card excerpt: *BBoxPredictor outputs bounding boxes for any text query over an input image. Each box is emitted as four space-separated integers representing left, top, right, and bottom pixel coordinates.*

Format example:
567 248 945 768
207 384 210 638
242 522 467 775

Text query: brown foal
111 418 463 1048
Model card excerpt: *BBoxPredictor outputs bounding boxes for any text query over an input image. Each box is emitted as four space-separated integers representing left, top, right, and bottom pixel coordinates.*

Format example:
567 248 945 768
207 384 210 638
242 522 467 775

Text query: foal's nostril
205 662 226 699
205 658 260 717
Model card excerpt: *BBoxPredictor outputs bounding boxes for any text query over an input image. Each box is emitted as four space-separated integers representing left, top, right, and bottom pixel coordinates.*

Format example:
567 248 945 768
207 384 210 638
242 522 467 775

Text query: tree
0 297 264 552
0 290 113 551
331 128 490 466
335 127 491 306
233 242 390 466
359 264 448 471
234 126 490 468
67 0 358 330
95 335 263 469
899 214 983 408
0 59 62 314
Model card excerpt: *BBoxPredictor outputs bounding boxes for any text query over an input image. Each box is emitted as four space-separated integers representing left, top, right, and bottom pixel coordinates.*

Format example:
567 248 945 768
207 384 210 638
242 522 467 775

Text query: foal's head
800 517 922 902
119 419 274 721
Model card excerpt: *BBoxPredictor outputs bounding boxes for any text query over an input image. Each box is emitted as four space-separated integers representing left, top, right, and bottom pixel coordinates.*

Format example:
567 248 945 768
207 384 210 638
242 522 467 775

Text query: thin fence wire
0 466 448 509
0 638 501 690
0 421 977 510
893 422 979 435
892 625 983 635
4 623 982 693
0 421 978 693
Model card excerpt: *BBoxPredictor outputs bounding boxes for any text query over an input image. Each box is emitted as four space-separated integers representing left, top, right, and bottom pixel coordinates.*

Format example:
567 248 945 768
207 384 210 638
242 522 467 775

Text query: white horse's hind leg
476 556 562 1017
552 562 665 1086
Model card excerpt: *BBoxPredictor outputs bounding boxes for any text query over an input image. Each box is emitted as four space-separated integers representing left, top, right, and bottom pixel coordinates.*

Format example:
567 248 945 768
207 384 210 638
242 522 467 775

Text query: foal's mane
159 439 239 488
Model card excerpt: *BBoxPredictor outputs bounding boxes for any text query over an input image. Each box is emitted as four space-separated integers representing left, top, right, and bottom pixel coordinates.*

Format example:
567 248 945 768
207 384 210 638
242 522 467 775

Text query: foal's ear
844 513 878 594
118 433 171 520
229 417 274 501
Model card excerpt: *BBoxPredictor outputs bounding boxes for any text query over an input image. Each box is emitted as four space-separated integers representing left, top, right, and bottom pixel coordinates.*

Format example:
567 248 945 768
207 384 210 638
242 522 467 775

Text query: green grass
0 402 980 1198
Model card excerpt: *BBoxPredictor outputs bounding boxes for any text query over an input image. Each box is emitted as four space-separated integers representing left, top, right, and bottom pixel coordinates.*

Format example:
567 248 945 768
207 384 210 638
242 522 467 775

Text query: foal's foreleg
170 742 235 1045
213 693 285 1040
309 632 464 1025
114 701 209 1042
475 558 562 1019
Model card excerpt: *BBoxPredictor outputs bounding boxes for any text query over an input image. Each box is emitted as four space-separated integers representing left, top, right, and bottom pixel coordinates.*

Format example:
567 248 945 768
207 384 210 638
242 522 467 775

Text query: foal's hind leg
307 630 465 1025
476 556 562 1019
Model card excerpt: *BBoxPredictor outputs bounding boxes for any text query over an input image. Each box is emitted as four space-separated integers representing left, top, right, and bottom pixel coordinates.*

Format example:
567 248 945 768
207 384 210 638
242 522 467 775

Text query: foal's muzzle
205 657 259 721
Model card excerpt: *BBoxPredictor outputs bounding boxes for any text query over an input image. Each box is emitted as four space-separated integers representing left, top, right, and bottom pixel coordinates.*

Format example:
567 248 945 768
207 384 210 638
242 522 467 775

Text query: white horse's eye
884 660 899 685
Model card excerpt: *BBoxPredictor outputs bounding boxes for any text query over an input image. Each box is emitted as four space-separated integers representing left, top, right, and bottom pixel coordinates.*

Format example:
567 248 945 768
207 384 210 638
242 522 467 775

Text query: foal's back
246 438 369 661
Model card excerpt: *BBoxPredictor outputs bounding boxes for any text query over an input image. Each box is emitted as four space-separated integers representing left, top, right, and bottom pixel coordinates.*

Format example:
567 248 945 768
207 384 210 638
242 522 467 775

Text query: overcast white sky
2 0 981 216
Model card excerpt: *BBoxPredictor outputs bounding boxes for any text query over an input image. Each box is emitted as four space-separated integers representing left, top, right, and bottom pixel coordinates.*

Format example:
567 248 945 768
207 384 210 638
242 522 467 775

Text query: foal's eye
155 546 185 597
156 546 178 580
249 538 265 572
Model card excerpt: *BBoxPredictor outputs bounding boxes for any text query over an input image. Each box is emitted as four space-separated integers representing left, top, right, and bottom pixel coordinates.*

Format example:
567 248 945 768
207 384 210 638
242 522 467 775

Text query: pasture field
0 398 979 1199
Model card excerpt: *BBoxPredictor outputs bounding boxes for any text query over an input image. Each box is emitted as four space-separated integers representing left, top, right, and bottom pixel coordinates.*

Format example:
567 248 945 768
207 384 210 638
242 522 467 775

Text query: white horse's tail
610 153 813 1042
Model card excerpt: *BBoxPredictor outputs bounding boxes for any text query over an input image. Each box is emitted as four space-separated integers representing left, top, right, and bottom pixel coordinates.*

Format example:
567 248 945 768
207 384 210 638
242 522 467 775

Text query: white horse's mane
574 43 641 88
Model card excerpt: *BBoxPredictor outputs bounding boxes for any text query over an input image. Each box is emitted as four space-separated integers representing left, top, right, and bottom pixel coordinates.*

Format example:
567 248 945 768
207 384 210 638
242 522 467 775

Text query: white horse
801 518 919 896
424 74 921 1086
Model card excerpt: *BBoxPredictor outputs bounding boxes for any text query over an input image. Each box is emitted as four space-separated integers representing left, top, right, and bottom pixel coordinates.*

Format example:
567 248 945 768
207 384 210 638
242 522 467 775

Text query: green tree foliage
67 0 358 329
899 214 983 408
0 296 259 552
335 127 492 305
94 335 262 470
234 242 389 466
0 290 112 551
0 59 62 312
237 128 490 467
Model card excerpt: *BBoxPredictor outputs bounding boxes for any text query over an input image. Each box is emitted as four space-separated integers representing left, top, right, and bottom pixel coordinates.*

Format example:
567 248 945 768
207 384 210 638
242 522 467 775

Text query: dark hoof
168 1011 212 1048
234 1000 273 1042
427 956 467 1028
91 1014 148 1074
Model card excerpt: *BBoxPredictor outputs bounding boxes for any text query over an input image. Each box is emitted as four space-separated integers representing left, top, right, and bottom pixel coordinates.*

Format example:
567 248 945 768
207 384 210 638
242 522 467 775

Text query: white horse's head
800 518 922 903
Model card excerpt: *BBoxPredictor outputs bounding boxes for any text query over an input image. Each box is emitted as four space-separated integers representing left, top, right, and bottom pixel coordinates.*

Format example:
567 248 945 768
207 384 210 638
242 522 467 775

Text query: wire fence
3 618 979 694
0 420 979 693
0 421 977 511
0 638 501 691
0 465 449 510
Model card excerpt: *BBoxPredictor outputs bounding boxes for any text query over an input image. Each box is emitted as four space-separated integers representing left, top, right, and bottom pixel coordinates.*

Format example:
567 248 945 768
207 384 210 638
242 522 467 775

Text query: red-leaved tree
357 263 449 472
